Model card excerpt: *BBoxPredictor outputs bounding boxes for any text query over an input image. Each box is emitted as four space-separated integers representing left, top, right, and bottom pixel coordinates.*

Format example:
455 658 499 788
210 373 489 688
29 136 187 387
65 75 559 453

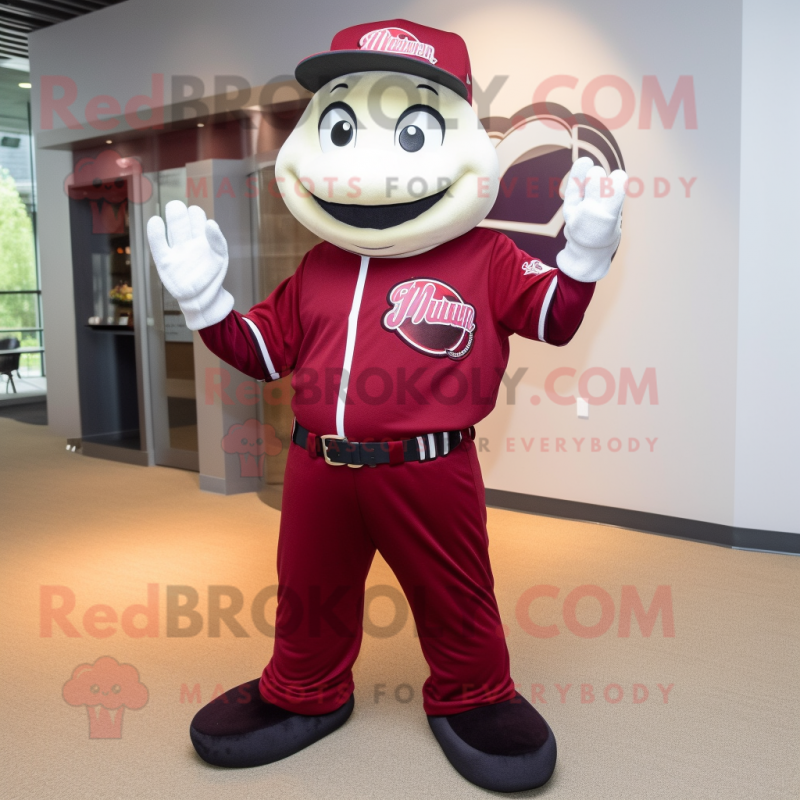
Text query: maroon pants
258 437 515 716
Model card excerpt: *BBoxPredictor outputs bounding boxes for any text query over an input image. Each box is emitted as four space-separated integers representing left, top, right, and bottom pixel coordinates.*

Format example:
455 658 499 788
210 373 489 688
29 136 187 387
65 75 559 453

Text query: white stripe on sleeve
243 316 280 380
538 275 559 343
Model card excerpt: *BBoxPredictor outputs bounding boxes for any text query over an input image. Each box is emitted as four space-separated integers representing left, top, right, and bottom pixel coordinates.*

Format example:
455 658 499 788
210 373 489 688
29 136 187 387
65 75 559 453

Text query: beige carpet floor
1 416 799 799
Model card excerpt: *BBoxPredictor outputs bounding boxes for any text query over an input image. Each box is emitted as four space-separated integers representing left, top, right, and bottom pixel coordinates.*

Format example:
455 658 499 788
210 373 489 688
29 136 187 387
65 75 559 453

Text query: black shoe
428 693 556 792
189 679 354 768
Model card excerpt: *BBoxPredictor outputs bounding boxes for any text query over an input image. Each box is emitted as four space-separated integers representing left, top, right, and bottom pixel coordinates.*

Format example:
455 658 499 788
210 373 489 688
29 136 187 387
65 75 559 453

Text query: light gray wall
458 1 742 529
735 0 800 535
34 147 80 437
26 0 800 537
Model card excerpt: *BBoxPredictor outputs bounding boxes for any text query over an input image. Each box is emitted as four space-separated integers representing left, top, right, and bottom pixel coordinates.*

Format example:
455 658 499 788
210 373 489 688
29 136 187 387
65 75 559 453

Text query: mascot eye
112 684 121 694
399 125 424 152
90 684 100 694
319 103 357 152
331 121 353 146
395 106 445 153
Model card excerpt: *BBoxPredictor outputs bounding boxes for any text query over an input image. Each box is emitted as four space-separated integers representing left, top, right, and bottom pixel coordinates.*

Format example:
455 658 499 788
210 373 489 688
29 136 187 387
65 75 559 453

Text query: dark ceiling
0 0 127 60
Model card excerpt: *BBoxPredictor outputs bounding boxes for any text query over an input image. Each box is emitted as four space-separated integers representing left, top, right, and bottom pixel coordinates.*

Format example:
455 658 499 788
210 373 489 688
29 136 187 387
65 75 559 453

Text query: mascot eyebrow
330 83 348 93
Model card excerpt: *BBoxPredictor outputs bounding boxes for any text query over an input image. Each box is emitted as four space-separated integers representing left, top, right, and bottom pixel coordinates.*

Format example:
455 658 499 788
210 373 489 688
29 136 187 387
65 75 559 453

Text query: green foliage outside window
0 166 40 374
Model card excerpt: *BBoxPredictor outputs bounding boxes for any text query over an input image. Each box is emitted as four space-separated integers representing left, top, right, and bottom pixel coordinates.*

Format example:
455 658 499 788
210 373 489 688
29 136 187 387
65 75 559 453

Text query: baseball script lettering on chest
382 278 476 360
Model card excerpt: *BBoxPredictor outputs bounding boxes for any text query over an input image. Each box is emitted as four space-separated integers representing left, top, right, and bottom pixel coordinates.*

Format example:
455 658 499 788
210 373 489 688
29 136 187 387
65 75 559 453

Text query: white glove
146 201 234 330
556 157 627 283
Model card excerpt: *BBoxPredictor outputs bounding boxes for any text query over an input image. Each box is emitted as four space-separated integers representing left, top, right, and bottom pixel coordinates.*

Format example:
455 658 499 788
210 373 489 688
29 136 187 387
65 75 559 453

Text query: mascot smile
147 19 627 793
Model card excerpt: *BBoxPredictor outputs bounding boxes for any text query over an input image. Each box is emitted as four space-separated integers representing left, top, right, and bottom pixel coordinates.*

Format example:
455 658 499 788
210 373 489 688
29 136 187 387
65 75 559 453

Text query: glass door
70 178 146 460
250 163 321 506
143 167 199 471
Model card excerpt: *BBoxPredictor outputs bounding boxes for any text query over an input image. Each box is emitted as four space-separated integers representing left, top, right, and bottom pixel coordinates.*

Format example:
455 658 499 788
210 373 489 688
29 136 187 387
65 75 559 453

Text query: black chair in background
0 337 21 394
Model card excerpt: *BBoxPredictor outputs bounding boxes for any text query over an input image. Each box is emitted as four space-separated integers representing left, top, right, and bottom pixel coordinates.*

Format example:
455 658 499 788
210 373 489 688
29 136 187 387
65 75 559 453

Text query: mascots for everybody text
148 20 627 792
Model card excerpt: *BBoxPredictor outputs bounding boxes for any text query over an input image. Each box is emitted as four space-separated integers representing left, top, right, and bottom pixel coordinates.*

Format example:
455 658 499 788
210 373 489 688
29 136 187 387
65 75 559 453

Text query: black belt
291 421 473 468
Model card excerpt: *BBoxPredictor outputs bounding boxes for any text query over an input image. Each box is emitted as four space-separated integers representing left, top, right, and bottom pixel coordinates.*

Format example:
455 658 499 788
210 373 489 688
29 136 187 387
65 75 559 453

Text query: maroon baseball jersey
200 227 594 441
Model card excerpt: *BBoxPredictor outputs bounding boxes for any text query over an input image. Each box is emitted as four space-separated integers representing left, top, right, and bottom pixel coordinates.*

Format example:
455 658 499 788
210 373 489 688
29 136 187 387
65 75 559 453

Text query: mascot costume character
147 19 627 793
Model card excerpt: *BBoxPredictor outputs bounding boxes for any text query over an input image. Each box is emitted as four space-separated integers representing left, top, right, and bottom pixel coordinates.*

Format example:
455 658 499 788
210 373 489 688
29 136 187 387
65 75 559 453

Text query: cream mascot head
276 20 498 257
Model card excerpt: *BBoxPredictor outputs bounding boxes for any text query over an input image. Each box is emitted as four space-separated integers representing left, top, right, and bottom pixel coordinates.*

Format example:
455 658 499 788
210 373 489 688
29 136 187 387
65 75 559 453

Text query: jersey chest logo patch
382 278 476 360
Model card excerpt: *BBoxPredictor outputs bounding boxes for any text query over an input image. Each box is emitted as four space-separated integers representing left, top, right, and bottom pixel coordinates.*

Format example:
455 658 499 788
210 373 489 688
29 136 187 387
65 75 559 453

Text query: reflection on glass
91 236 133 324
165 341 197 452
0 111 43 381
252 165 321 487
69 178 142 450
157 168 198 456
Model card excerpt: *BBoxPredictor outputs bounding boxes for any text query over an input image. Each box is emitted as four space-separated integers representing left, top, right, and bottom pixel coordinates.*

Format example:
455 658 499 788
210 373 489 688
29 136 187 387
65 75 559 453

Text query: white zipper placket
336 255 370 437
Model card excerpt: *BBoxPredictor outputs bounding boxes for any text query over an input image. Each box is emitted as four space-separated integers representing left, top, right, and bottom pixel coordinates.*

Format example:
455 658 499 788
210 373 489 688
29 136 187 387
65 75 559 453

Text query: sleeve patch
522 258 554 276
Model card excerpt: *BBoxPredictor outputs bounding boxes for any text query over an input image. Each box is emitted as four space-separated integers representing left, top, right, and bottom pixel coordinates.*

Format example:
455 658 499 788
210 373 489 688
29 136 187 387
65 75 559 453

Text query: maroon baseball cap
295 19 473 104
